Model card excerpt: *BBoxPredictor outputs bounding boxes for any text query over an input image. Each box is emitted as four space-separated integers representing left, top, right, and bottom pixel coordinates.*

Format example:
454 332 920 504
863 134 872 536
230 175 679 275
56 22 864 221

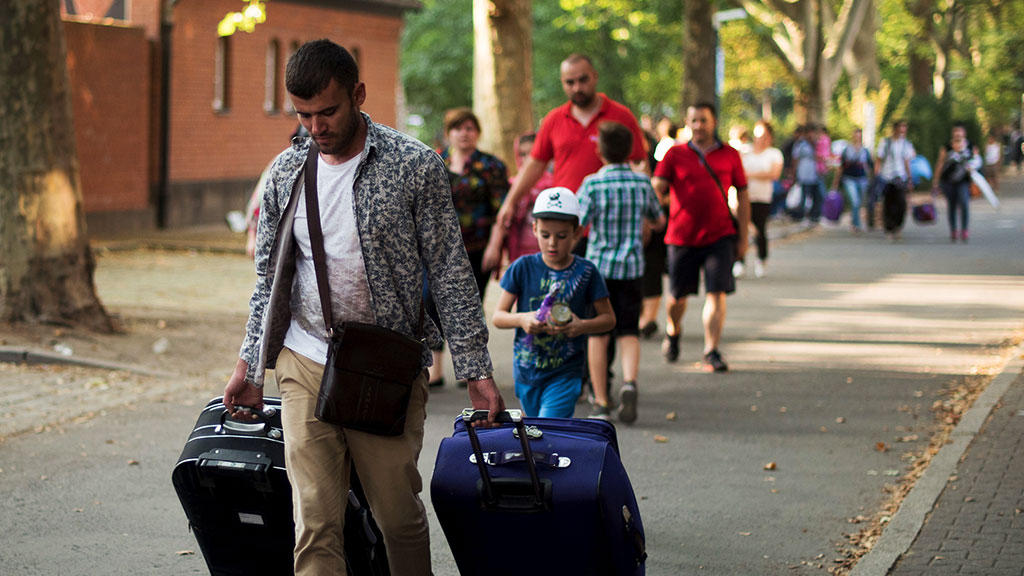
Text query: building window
283 40 300 114
264 39 280 114
213 36 231 113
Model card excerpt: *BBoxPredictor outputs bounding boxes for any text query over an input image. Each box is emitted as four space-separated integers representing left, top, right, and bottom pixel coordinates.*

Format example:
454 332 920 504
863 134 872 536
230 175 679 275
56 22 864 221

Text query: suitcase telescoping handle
462 409 549 512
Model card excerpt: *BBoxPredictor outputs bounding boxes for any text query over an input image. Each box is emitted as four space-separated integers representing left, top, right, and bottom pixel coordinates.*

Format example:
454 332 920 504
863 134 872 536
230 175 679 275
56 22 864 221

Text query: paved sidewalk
888 364 1024 576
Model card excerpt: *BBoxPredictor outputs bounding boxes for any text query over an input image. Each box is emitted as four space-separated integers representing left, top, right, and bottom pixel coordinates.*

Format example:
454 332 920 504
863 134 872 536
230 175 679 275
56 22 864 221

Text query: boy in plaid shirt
577 121 665 423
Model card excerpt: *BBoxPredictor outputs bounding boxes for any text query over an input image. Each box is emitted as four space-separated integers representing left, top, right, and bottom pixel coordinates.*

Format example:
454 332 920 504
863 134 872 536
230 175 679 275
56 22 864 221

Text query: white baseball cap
532 187 580 221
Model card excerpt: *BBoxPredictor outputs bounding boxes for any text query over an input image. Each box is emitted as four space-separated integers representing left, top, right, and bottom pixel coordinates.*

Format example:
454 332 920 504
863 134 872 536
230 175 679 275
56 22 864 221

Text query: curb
848 341 1024 576
0 346 174 378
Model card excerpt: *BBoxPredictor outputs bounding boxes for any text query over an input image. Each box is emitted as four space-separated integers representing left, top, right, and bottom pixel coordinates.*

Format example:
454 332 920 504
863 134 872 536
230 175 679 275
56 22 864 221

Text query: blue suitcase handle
461 410 550 512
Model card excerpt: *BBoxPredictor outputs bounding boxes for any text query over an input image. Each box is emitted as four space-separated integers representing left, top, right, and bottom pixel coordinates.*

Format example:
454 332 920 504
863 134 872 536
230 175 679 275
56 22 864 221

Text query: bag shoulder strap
303 143 335 335
302 143 424 339
687 140 729 206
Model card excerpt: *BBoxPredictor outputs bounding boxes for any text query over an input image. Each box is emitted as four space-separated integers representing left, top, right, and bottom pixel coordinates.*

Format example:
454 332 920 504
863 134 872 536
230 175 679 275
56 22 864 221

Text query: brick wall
64 20 153 229
164 0 406 226
63 0 408 228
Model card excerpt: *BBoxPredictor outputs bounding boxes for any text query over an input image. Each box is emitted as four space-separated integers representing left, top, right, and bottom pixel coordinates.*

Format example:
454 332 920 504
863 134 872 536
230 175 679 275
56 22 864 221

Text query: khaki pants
276 347 432 576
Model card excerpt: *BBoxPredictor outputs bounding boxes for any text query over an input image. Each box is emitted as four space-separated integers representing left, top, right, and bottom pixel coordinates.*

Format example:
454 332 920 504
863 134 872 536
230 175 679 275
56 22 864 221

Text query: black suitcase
171 396 389 576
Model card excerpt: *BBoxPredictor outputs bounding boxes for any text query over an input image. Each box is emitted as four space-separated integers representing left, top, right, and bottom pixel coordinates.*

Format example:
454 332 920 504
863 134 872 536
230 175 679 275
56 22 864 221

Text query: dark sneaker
588 403 612 421
703 349 729 372
617 382 638 424
428 377 445 388
639 321 658 339
662 333 680 363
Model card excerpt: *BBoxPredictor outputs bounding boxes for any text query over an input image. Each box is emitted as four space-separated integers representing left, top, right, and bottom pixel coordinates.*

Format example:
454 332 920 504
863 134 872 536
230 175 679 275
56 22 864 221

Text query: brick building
61 0 418 232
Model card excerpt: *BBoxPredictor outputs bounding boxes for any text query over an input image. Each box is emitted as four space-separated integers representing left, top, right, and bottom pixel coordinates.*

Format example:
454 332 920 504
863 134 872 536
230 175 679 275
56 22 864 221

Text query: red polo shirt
532 94 647 192
653 142 747 247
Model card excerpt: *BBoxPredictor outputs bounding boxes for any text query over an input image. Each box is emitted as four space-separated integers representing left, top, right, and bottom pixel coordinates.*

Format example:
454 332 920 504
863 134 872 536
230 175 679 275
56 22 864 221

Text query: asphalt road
1 180 1022 575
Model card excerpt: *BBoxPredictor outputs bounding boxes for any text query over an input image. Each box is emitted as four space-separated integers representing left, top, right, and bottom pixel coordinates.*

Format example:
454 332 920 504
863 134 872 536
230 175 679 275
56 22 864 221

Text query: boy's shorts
667 236 736 298
600 278 643 337
515 375 582 419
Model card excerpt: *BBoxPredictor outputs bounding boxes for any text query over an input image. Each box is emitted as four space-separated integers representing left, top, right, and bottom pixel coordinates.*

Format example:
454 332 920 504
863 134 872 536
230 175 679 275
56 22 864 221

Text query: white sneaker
732 261 745 279
753 259 765 278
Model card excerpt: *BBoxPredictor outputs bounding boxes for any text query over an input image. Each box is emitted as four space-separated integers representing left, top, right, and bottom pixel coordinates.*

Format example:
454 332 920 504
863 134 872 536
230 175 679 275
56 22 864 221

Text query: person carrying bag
302 142 425 436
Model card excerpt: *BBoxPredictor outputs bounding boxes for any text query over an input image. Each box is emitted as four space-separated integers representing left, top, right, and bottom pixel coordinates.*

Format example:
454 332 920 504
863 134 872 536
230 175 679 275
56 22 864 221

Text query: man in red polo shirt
487 53 646 266
652 101 749 372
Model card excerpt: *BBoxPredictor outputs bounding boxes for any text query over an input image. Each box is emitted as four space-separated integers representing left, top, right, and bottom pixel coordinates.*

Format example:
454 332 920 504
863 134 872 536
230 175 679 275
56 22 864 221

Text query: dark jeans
749 202 770 261
793 180 823 222
942 179 971 233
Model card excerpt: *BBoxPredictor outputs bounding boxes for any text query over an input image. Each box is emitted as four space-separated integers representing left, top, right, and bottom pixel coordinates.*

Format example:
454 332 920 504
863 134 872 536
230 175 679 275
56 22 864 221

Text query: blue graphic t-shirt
499 253 609 387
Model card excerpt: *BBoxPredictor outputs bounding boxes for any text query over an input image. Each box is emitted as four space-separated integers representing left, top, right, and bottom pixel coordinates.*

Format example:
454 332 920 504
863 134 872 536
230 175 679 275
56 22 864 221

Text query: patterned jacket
241 114 493 387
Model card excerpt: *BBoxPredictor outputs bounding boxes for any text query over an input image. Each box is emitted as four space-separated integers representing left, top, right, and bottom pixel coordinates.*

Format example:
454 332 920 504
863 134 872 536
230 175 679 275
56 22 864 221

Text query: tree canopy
400 0 1024 158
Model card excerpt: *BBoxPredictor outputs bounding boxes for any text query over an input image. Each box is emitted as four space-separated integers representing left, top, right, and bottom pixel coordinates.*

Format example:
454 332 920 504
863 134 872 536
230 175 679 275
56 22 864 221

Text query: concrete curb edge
848 341 1024 576
0 346 174 378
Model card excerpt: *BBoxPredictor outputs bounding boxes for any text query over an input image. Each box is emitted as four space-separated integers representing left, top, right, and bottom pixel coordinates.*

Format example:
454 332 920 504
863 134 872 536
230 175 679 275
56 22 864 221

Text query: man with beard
487 53 647 265
222 39 504 575
652 102 749 373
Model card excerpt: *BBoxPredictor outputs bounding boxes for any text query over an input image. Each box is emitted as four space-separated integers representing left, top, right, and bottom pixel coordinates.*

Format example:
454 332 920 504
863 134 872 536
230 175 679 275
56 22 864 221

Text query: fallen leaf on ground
875 442 888 452
653 435 668 443
176 550 195 556
764 461 777 471
665 412 677 421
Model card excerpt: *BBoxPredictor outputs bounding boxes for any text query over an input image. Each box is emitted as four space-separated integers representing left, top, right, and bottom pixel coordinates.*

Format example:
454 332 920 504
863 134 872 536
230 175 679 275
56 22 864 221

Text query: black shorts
667 236 736 298
601 278 643 337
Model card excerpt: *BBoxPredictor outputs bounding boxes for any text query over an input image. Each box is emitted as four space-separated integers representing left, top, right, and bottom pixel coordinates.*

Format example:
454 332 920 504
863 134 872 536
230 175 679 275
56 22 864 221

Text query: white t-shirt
741 147 784 204
984 142 1001 166
877 137 915 181
284 151 374 365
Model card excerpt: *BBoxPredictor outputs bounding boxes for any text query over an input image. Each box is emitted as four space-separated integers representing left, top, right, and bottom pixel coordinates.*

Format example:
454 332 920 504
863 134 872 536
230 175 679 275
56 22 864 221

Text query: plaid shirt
577 164 662 280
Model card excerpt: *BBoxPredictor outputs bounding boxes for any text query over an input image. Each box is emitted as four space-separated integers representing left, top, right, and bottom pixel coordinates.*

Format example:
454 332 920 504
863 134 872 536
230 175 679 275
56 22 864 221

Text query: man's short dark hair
286 39 359 99
598 121 633 164
690 101 717 119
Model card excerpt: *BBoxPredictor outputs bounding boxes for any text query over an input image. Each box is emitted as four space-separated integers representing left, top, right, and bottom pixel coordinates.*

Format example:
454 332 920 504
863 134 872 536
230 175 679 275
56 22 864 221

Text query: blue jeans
840 176 869 229
942 180 970 233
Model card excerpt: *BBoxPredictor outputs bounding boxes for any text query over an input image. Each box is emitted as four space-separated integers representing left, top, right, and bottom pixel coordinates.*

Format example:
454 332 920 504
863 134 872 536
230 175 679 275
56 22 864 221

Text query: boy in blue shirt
493 187 616 418
578 121 665 423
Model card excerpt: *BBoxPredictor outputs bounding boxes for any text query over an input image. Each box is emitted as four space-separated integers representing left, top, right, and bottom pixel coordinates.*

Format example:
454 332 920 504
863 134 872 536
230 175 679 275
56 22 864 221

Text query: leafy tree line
401 0 1024 162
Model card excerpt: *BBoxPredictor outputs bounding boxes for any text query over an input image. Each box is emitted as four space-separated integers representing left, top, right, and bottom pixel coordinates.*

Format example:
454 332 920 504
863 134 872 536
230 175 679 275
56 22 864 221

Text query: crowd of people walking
240 49 1010 431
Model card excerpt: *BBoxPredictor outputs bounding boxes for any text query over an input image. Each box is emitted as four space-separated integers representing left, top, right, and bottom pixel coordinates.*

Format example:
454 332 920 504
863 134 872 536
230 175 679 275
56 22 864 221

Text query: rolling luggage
823 189 844 222
171 396 389 576
431 410 646 576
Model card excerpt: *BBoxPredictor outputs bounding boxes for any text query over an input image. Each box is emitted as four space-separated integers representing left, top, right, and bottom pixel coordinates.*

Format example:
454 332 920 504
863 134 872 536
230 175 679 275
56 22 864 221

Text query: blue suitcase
430 410 646 576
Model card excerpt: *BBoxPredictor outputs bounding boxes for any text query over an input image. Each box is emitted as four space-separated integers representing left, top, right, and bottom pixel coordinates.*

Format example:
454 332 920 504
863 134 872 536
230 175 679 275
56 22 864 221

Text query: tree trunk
740 0 872 125
907 0 936 97
682 0 717 108
845 0 881 90
0 0 113 331
473 0 533 175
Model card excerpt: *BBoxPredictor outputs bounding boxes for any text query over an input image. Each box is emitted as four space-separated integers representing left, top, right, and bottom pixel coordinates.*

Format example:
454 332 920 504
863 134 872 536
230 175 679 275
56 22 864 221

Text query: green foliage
718 16 795 136
905 93 953 164
399 0 1023 152
399 0 473 144
533 0 684 122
